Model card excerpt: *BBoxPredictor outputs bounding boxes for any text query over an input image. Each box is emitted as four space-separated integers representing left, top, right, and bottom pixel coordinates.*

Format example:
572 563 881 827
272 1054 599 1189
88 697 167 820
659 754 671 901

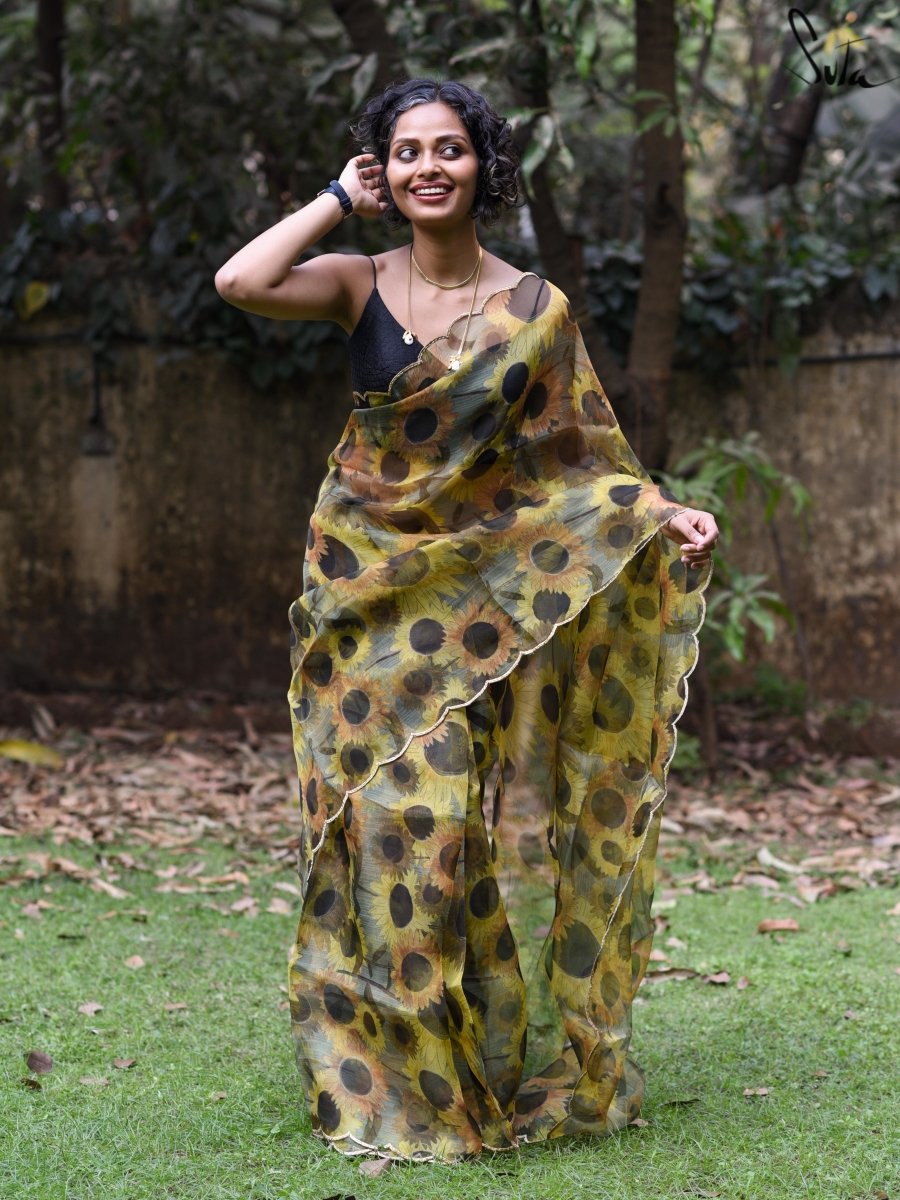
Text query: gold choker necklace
411 248 481 290
403 244 484 372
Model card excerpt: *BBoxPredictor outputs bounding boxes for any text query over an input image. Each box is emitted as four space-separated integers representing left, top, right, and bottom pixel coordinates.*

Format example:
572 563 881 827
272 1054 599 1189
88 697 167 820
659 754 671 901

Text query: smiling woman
213 77 720 1166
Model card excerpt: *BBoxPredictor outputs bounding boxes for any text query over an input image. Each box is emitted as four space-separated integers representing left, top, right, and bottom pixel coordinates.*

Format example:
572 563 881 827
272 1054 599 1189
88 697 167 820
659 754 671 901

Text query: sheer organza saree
285 274 710 1161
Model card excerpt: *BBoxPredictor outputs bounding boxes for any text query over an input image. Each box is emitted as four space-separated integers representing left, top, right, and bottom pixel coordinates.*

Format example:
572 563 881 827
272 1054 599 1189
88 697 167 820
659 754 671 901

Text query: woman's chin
403 208 474 229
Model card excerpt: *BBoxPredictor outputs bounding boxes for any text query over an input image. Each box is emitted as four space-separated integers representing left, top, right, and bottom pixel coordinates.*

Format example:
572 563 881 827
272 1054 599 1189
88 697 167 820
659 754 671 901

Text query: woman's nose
416 152 440 175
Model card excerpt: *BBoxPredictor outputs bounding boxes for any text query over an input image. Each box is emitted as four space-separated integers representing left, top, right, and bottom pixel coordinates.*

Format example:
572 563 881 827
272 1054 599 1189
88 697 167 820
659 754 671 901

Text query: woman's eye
394 145 463 160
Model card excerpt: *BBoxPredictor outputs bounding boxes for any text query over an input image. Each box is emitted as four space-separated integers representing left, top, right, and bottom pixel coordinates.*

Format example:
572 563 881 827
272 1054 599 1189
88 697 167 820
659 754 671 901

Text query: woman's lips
409 185 455 204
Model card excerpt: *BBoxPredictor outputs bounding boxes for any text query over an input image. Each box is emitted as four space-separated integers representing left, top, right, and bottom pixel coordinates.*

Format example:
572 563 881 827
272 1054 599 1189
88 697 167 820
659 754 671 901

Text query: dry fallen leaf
77 1002 103 1016
112 1057 136 1069
733 871 781 891
701 971 731 985
124 955 145 969
813 1069 829 1077
21 1076 42 1090
742 1086 770 1096
842 1008 860 1020
629 1116 650 1127
757 918 800 934
358 1156 392 1178
21 902 43 919
265 896 293 916
79 1075 109 1087
90 878 132 900
272 881 303 897
164 1002 188 1012
25 1049 53 1074
208 1090 228 1102
794 877 837 904
757 846 803 875
0 739 63 768
643 967 699 983
736 976 751 990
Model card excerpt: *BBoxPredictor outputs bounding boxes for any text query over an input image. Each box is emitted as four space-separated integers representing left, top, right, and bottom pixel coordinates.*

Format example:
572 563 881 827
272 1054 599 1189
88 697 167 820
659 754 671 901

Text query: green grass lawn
1 835 897 1200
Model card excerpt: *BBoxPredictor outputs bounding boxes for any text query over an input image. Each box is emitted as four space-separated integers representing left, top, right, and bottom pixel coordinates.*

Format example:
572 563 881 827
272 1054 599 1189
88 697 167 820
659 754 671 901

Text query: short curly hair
351 78 520 228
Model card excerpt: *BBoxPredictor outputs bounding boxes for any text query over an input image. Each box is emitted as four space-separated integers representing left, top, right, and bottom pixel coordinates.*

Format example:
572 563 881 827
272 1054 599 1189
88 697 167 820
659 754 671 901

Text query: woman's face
385 101 479 227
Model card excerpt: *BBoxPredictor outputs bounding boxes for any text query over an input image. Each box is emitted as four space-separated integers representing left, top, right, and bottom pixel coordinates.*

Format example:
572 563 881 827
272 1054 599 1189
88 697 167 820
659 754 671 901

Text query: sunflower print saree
285 272 711 1162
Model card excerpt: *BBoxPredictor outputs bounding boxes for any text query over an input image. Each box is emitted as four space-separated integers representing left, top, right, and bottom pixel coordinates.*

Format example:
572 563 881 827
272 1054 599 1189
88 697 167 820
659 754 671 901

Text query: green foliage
655 432 811 671
702 563 792 663
670 728 705 776
585 218 898 381
824 695 877 729
1 0 897 388
748 662 809 717
0 0 378 381
663 432 812 542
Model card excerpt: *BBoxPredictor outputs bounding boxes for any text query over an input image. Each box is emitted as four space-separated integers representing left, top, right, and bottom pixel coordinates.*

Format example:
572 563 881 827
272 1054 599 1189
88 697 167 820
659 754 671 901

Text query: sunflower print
286 274 711 1161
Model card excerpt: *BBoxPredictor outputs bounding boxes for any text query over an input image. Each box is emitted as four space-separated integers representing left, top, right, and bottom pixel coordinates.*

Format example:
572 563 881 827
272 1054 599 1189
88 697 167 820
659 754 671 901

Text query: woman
215 78 718 1164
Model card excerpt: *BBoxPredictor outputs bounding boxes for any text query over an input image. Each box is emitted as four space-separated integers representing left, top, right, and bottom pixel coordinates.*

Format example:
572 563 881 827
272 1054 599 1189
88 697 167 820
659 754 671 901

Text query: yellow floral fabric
286 274 710 1161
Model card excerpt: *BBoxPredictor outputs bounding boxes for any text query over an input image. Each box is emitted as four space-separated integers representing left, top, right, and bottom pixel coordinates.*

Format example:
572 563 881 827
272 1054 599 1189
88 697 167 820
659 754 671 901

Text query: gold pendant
402 329 415 346
449 356 461 371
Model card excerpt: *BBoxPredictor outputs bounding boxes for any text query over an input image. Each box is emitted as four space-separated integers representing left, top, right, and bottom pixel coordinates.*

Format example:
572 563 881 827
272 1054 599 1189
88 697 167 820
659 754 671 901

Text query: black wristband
316 179 354 219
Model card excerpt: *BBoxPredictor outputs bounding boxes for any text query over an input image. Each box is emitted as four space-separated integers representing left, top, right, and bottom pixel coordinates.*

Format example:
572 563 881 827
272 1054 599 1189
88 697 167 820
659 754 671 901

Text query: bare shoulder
481 250 530 292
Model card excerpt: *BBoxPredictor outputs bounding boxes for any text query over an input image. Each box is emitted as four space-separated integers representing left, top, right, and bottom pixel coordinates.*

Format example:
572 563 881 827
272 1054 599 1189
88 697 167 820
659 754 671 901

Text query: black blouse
348 258 423 399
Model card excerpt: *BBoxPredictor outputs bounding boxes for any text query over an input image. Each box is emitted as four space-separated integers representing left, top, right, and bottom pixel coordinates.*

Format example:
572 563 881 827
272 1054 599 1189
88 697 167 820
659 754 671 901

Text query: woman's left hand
660 507 719 569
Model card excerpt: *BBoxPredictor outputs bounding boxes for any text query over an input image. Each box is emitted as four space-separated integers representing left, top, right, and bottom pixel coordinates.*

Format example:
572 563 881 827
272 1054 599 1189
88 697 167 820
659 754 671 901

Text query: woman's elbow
214 267 242 300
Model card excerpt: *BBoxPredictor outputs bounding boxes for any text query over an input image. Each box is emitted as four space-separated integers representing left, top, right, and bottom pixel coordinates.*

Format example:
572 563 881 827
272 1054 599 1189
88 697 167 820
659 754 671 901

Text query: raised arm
213 155 386 330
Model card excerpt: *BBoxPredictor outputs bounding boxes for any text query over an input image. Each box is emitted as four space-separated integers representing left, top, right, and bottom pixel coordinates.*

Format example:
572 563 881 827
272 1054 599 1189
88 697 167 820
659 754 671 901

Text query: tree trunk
508 4 629 405
330 0 405 95
759 35 823 190
0 168 10 244
626 0 687 470
36 0 68 210
738 4 824 192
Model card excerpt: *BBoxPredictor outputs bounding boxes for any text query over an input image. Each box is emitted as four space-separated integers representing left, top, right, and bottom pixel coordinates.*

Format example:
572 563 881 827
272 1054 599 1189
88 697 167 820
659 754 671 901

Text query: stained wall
1 297 896 702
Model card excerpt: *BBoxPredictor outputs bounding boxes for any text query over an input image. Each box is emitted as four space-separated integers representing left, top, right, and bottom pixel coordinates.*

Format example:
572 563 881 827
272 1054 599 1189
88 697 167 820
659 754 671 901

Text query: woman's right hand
661 507 720 569
215 153 387 325
338 154 387 219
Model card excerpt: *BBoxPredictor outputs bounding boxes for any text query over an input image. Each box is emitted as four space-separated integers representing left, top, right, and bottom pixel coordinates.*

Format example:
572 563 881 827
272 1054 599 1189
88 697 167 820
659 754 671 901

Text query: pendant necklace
404 243 484 371
448 247 483 371
402 245 416 344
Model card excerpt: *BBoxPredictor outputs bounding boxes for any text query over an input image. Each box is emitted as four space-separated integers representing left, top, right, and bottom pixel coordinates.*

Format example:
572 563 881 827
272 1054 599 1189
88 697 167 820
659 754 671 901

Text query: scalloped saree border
290 528 712 1163
295 513 710 892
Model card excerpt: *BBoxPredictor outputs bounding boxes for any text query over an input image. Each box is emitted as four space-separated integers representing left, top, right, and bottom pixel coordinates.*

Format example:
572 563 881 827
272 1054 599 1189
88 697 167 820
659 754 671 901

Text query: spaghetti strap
368 255 377 291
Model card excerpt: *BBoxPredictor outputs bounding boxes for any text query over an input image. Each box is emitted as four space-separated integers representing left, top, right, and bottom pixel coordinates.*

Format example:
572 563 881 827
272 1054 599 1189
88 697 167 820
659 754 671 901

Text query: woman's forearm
214 192 346 298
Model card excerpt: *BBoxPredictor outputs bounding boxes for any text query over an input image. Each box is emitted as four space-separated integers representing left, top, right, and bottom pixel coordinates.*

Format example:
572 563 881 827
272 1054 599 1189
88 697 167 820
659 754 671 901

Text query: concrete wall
667 294 898 704
1 319 351 697
1 296 897 702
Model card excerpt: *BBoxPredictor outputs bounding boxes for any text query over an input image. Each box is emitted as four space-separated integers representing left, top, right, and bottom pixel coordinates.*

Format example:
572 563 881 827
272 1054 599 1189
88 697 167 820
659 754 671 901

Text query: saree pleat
285 274 710 1161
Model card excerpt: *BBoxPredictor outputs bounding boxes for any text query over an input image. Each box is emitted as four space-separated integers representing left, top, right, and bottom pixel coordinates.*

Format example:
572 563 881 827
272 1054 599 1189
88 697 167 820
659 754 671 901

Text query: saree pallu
286 273 710 1162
